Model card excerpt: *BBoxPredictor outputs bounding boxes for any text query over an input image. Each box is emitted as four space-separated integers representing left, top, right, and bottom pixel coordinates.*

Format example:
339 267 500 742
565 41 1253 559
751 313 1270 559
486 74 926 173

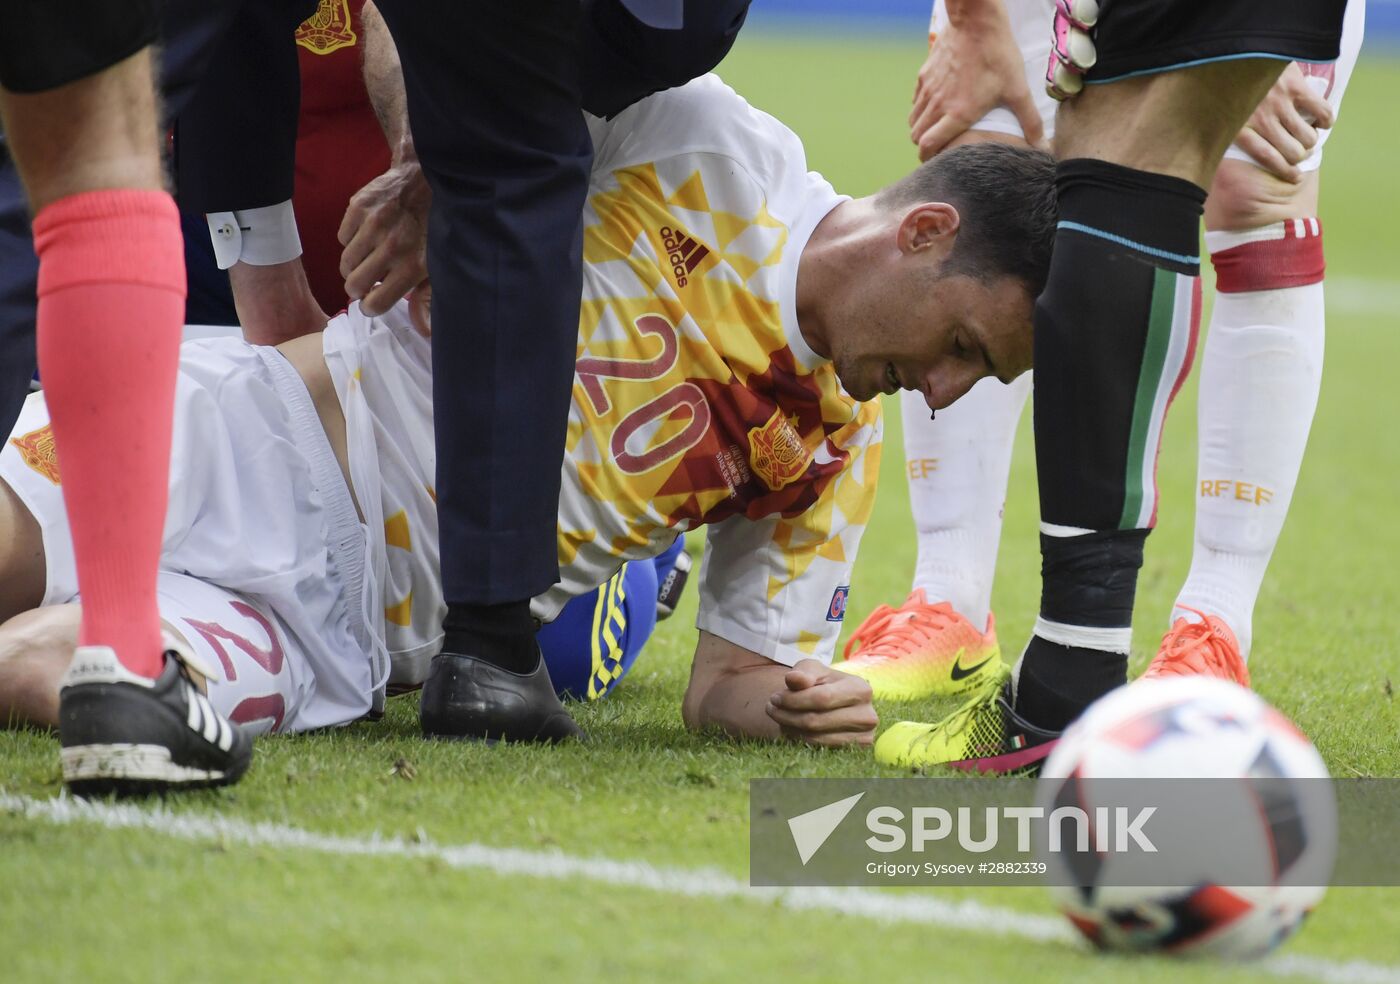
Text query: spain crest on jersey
10 424 60 485
296 0 357 56
747 408 811 491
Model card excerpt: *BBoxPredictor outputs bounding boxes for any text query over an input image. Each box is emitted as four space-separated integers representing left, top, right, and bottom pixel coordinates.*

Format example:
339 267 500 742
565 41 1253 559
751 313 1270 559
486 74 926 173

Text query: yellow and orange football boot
838 589 1002 701
1143 609 1250 686
874 664 1062 774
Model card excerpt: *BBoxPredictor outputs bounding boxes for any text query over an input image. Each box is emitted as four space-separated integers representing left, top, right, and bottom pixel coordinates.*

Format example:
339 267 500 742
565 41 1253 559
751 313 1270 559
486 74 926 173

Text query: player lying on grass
0 75 1054 752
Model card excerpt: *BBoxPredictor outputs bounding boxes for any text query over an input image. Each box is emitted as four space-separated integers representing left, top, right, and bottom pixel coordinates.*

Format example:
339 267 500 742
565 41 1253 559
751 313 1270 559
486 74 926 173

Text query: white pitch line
3 791 1398 983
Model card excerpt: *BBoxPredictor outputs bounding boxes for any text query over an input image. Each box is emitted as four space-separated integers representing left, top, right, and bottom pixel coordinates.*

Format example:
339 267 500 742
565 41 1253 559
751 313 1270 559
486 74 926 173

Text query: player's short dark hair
877 143 1057 295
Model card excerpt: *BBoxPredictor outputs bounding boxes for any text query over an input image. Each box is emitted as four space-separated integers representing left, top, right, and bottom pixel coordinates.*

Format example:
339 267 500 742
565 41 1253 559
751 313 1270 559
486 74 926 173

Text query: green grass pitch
3 31 1399 983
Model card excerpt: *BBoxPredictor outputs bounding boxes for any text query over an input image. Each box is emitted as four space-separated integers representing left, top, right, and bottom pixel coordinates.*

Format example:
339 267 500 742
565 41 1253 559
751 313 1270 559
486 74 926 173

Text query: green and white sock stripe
1119 269 1199 530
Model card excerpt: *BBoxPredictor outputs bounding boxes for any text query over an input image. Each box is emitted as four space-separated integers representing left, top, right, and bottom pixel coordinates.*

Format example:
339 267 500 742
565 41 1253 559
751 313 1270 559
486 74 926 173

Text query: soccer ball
1037 677 1336 960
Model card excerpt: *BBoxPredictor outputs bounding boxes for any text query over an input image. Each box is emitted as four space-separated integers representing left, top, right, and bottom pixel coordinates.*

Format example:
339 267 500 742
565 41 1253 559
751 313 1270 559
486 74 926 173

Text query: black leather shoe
419 647 584 742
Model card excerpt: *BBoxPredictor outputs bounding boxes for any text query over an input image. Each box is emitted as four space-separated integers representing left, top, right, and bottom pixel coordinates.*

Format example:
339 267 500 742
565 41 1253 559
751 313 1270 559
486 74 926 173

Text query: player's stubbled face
833 272 1035 408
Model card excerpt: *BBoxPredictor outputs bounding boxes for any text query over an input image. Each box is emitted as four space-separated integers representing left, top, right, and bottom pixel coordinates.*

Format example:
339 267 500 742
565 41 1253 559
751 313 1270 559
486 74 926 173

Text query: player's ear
896 202 960 256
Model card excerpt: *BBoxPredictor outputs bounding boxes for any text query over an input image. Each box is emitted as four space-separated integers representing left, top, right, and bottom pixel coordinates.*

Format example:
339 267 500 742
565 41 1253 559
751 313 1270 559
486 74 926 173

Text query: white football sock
902 373 1030 629
1174 220 1326 659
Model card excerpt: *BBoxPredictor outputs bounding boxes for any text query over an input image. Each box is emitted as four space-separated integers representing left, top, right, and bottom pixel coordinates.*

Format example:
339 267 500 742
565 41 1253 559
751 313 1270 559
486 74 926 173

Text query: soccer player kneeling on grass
0 76 1054 749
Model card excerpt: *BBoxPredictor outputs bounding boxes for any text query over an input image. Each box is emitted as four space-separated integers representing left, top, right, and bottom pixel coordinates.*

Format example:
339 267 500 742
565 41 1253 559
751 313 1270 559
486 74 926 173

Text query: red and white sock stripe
1206 218 1324 294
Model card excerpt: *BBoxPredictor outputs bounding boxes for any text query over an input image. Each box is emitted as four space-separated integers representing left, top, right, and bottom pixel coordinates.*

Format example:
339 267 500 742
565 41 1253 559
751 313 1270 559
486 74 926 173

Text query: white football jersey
323 305 441 688
555 74 881 666
331 75 882 678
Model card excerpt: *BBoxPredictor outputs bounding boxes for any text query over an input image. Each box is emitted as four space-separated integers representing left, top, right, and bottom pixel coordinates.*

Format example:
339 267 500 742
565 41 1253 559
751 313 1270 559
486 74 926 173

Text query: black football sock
1014 529 1145 731
1035 159 1205 532
1024 638 1131 739
1014 639 1127 734
1020 160 1205 731
442 600 540 674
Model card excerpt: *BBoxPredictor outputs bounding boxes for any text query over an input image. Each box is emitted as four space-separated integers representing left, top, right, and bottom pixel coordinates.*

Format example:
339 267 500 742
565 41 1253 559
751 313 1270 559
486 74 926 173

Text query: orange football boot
1143 609 1250 687
839 589 1002 700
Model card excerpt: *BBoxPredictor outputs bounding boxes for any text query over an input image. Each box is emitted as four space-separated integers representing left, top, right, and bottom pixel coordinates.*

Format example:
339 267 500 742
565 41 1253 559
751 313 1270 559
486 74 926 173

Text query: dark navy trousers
373 0 748 605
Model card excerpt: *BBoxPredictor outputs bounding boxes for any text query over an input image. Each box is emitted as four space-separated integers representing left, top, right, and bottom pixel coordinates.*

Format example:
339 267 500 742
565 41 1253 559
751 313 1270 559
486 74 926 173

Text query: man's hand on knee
1234 62 1334 185
911 0 1045 160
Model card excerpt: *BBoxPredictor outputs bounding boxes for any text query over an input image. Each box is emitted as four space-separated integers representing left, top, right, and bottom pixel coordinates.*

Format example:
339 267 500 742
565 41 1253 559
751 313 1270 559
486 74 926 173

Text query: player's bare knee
1206 162 1320 232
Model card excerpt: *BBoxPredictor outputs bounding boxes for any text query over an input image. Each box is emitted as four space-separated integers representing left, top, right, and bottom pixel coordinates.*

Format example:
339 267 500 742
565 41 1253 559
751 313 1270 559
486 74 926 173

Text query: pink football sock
33 189 186 679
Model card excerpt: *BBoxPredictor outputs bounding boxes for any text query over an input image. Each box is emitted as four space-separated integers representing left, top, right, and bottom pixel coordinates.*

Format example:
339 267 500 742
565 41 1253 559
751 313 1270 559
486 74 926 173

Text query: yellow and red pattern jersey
539 76 883 666
332 77 881 675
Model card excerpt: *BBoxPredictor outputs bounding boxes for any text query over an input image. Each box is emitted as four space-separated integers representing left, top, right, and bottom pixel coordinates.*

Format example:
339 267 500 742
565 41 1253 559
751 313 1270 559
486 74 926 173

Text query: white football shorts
0 337 379 734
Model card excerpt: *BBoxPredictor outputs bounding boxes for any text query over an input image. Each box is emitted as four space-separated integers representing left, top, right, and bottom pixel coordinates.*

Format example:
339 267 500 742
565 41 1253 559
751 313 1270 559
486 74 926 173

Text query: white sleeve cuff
206 200 302 270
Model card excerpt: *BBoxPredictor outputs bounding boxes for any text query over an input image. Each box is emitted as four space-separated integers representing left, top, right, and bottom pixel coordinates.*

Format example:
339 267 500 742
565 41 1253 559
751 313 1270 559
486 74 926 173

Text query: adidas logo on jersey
660 225 709 287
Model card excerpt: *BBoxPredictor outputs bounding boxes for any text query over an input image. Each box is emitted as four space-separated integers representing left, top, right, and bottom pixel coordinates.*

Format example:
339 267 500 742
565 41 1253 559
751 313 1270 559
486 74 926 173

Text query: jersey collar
780 176 848 372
